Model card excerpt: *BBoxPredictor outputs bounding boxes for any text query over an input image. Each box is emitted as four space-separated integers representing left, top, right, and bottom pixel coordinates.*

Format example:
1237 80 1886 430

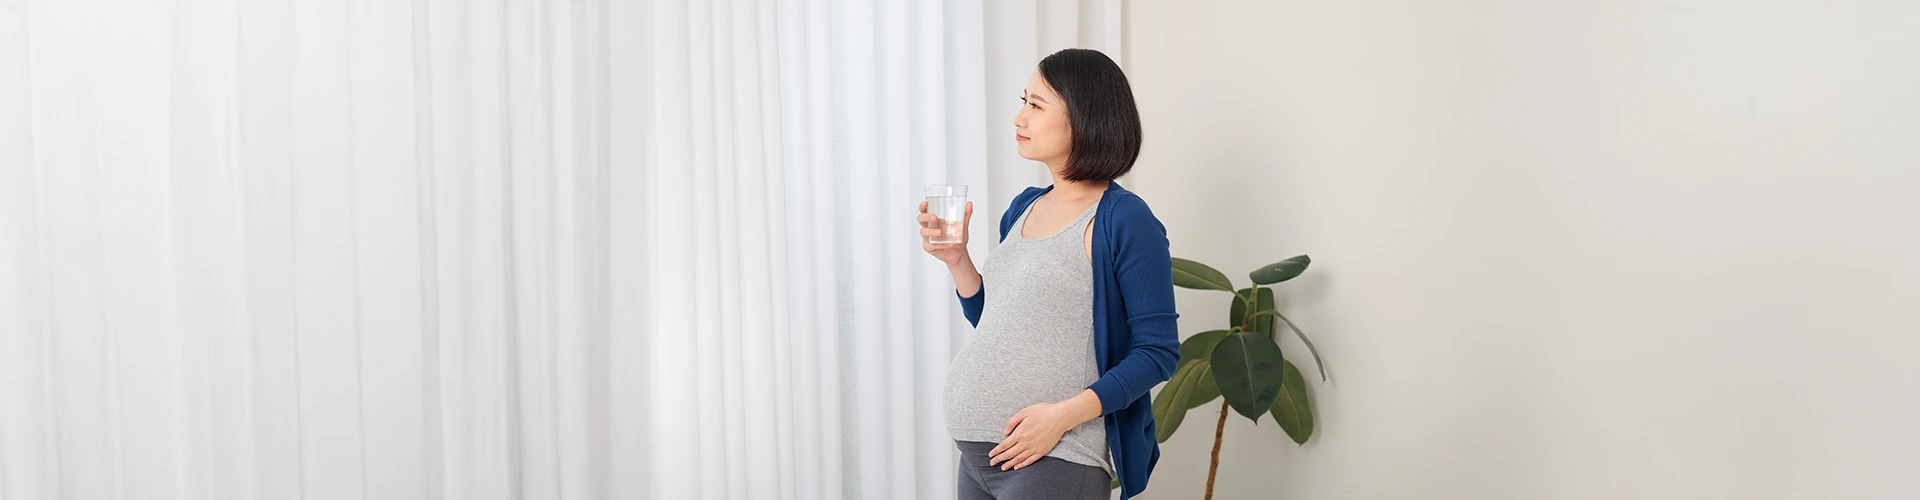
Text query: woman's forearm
951 258 982 298
1061 389 1104 425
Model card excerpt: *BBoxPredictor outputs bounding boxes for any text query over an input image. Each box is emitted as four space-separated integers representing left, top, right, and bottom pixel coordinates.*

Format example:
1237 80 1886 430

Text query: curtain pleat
1 1 610 499
1 1 1121 499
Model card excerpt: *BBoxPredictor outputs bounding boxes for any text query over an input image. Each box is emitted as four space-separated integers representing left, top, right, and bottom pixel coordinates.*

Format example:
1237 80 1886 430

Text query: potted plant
1153 255 1325 500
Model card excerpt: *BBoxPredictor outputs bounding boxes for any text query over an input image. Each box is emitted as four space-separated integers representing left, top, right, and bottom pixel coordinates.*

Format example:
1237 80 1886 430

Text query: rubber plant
1152 255 1324 500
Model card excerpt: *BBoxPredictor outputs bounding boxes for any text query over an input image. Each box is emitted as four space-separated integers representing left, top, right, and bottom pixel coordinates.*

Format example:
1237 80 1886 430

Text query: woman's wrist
1061 389 1104 426
948 258 979 283
950 258 982 297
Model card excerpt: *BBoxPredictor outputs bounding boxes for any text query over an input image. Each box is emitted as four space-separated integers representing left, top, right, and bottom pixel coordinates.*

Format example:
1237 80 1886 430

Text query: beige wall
1122 2 1920 499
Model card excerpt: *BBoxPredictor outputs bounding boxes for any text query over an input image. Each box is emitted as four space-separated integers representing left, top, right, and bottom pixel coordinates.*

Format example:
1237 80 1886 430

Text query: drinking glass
924 185 968 244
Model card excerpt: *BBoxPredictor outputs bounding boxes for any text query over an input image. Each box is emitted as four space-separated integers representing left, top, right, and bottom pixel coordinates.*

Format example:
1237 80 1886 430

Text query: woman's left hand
989 390 1103 470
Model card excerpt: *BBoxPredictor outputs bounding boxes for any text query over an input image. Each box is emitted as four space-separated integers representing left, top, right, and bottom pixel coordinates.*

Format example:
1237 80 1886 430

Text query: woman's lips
1015 133 1030 142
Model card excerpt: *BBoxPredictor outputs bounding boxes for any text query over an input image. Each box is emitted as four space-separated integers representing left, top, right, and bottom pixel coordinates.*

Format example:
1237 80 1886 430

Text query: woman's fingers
989 418 1021 461
990 443 1020 466
1002 450 1036 471
984 441 1046 470
984 404 1051 470
1003 409 1029 436
918 200 965 260
961 203 972 241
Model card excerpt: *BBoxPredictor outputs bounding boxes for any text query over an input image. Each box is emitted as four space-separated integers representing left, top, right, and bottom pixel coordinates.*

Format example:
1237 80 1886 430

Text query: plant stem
1237 288 1256 330
1244 309 1282 326
1205 399 1228 500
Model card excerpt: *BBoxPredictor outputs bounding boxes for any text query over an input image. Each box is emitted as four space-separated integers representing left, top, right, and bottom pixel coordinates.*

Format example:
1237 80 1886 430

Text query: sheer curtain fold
2 0 1119 499
2 1 608 499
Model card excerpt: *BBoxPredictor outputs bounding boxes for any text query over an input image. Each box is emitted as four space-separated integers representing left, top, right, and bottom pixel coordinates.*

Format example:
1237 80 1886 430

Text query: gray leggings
954 440 1112 500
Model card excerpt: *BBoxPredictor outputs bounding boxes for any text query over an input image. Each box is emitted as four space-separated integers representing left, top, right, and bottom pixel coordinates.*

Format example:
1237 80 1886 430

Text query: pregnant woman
916 48 1181 500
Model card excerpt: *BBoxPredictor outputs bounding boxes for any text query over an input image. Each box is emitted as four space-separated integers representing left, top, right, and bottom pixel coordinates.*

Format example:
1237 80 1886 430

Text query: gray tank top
943 198 1113 479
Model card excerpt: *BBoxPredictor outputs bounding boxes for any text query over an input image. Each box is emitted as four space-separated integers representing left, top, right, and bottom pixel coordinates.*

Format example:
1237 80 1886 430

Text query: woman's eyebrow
1024 90 1049 104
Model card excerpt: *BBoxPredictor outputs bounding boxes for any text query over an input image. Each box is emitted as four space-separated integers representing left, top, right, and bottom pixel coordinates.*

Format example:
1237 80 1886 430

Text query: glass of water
924 185 968 244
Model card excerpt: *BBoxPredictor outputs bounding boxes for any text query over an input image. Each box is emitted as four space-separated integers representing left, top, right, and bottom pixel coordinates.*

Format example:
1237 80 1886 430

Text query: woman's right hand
918 200 973 268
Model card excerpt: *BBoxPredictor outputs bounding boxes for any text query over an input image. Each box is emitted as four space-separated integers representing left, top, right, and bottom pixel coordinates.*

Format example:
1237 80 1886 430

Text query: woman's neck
1045 163 1110 204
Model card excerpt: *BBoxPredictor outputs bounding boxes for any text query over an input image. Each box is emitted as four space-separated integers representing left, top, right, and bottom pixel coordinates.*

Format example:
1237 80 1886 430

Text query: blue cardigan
955 181 1182 499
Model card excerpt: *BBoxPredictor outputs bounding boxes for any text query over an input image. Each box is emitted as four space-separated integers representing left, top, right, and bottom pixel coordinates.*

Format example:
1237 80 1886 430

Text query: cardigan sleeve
1086 198 1184 415
957 285 985 327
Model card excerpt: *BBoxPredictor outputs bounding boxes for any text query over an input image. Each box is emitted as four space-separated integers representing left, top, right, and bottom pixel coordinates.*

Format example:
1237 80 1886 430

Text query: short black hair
1037 48 1143 182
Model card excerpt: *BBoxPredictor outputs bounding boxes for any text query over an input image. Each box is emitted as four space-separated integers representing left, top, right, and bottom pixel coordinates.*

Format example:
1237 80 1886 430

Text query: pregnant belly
942 335 1096 438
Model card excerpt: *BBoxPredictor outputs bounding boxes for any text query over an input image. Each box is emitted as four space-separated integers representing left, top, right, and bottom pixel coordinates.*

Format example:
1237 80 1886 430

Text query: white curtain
2 0 1120 499
630 1 1121 500
1 1 610 499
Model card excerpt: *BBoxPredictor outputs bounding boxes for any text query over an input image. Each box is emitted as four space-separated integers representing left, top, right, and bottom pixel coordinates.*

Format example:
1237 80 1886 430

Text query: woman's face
1013 69 1071 166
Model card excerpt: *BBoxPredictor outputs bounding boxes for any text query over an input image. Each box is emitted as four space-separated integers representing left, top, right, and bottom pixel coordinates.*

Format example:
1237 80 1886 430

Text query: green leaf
1176 331 1228 410
1270 359 1315 445
1275 311 1329 382
1229 287 1276 333
1152 359 1212 442
1179 330 1231 362
1186 368 1220 410
1209 330 1286 422
1243 308 1330 383
1172 258 1234 291
1249 255 1311 285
